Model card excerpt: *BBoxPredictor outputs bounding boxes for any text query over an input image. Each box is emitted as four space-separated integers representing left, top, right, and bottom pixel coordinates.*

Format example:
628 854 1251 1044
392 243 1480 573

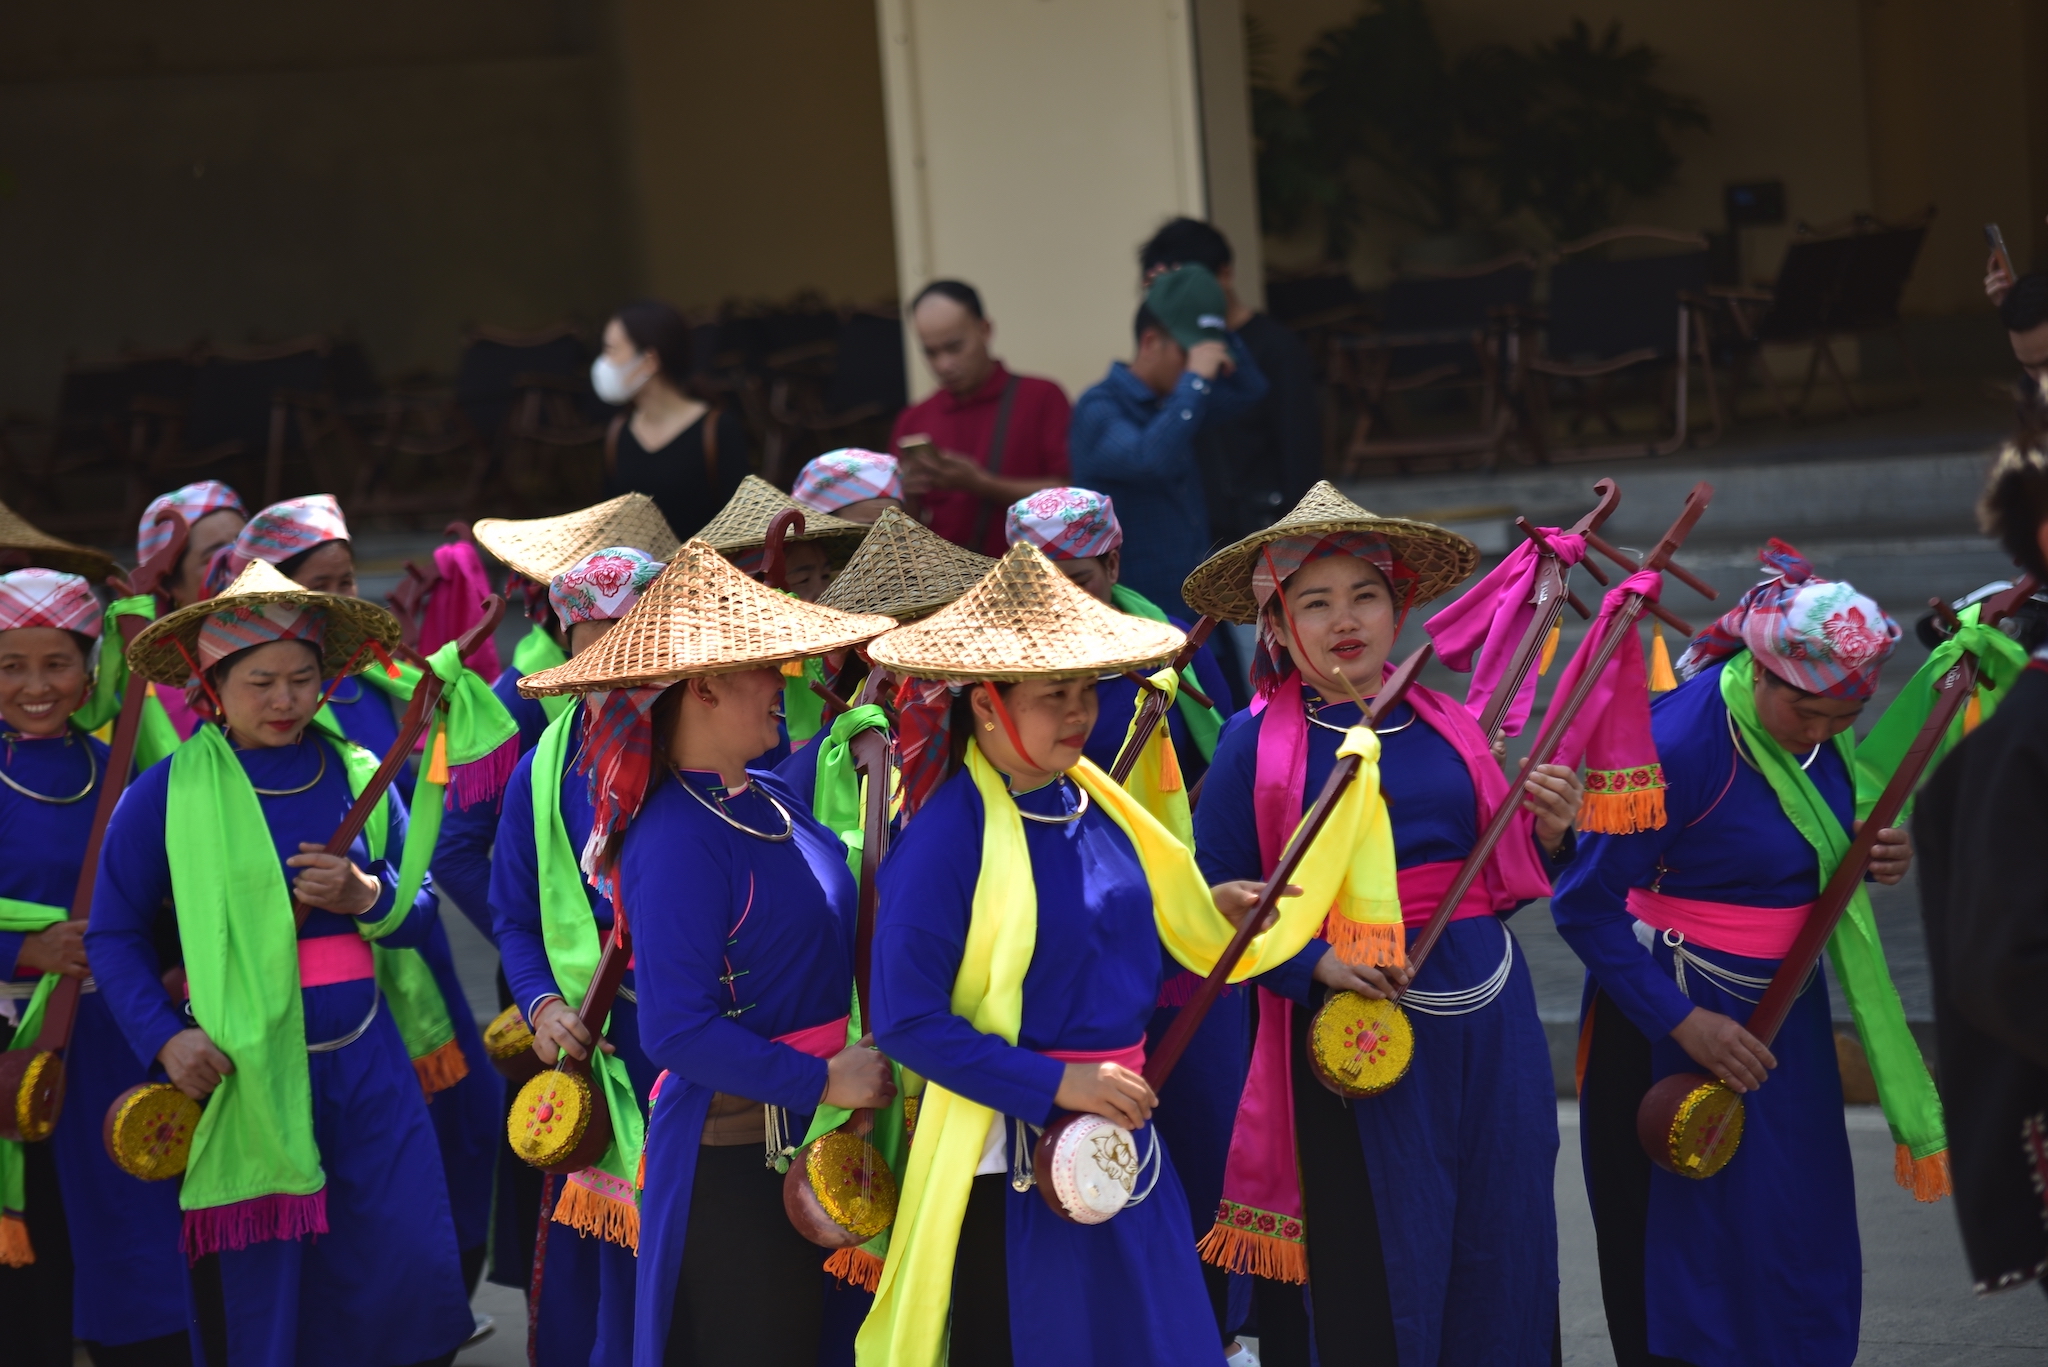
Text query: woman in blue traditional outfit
1551 543 1927 1367
1184 484 1580 1367
0 569 192 1366
859 541 1311 1367
449 497 682 1306
86 561 472 1367
489 548 665 1366
514 539 897 1367
228 493 510 1304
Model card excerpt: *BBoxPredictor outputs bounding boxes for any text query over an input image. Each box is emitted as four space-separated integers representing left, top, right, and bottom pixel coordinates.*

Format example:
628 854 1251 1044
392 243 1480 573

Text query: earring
983 721 995 732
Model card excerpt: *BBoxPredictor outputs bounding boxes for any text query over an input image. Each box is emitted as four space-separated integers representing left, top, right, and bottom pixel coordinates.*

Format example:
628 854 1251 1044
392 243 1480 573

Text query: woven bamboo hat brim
517 538 896 696
817 507 995 623
0 500 118 583
694 475 869 564
867 542 1184 683
129 559 401 686
473 493 682 584
1181 480 1479 624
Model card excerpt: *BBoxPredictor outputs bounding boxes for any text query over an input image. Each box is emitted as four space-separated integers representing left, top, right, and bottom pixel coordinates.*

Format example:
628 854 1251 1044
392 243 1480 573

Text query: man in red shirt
890 280 1071 556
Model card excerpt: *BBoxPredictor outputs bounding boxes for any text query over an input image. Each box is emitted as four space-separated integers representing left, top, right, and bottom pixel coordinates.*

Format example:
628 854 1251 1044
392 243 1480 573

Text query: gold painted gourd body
104 1083 201 1181
804 1130 898 1241
509 1069 595 1169
1660 1080 1745 1179
1307 991 1415 1097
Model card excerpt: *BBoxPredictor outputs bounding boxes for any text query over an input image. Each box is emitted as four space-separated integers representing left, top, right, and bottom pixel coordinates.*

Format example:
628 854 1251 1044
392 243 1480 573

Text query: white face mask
591 354 652 405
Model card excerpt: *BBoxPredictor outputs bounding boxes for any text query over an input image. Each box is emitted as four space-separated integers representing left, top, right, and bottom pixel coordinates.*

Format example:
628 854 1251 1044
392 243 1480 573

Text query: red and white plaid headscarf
0 569 101 638
1677 539 1899 700
1249 532 1402 698
1005 486 1123 561
234 494 350 567
574 684 669 895
196 601 326 671
138 481 243 563
792 449 902 514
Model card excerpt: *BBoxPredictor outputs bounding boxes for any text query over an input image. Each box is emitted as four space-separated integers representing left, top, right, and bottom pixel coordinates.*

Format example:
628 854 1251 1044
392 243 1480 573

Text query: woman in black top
596 298 749 538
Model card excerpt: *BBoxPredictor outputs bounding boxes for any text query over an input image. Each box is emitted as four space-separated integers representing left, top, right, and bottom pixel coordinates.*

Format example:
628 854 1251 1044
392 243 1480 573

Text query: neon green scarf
784 657 829 748
858 735 1391 1365
513 624 574 723
531 706 646 1249
0 898 65 1265
73 596 183 770
1110 584 1223 762
1719 654 1948 1194
1853 602 2029 827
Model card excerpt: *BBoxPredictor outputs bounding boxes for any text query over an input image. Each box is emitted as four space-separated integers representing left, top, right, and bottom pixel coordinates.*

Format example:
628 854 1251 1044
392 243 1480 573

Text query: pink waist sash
774 1015 851 1059
1398 859 1495 929
1043 1041 1146 1073
296 934 374 988
1627 888 1812 960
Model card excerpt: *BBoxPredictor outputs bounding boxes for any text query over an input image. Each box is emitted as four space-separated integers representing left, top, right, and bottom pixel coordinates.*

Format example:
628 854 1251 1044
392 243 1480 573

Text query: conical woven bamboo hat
695 475 869 564
473 493 681 584
0 500 117 583
868 542 1184 683
818 507 994 623
1182 480 1478 624
129 559 401 686
517 539 897 695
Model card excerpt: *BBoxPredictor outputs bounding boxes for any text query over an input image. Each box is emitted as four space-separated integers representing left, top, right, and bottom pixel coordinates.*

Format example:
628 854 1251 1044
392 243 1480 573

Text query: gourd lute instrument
506 908 633 1175
785 669 900 1247
1309 484 1718 1099
1 508 189 1144
1034 646 1433 1224
103 595 506 1179
1638 575 2038 1180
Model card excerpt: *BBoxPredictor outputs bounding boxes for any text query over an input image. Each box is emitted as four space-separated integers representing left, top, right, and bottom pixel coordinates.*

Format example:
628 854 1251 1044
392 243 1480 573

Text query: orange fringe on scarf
413 1038 470 1096
0 1212 32 1267
1197 1221 1308 1284
1577 785 1667 836
554 1176 641 1252
1648 624 1678 692
1895 1145 1951 1203
1537 621 1562 676
1157 727 1183 793
1317 910 1405 969
824 1245 884 1292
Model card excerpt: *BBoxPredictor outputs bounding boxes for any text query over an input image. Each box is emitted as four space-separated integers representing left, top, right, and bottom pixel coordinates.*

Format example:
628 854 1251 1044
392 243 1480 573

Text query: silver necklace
678 770 794 842
0 733 95 805
1727 709 1819 772
249 740 328 797
1016 776 1090 825
1306 697 1415 737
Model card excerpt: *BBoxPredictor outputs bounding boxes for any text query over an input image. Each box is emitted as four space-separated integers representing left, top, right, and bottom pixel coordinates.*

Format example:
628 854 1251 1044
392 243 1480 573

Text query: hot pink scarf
1548 569 1667 834
1425 530 1586 738
420 541 503 681
1201 669 1550 1282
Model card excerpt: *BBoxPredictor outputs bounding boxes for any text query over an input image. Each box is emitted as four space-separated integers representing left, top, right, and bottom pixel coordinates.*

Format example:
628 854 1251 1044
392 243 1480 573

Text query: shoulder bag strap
604 413 626 479
969 375 1023 551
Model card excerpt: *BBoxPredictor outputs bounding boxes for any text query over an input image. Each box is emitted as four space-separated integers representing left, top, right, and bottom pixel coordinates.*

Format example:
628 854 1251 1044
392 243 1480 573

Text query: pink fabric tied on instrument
295 934 374 988
1548 569 1669 835
1626 887 1812 961
420 541 503 682
1213 669 1553 1282
1425 530 1586 738
1042 1041 1146 1073
775 1015 852 1058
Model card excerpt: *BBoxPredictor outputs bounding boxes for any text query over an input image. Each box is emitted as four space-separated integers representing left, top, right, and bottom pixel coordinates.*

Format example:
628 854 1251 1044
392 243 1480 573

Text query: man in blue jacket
1071 263 1267 617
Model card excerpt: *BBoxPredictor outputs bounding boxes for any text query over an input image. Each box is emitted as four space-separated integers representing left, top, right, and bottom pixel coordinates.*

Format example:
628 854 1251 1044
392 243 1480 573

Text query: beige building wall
875 0 1232 402
1248 0 1875 298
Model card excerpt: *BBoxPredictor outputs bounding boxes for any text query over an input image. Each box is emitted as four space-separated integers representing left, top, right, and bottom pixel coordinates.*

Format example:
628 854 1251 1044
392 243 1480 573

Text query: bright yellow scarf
856 729 1396 1365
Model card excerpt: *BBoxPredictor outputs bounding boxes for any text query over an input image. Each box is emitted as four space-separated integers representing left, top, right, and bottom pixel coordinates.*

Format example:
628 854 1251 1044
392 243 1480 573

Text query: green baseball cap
1144 264 1230 348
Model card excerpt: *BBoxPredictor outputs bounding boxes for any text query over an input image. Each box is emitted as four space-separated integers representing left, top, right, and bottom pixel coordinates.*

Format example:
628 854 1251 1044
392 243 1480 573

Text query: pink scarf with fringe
1425 530 1585 738
1200 668 1550 1282
1548 569 1667 834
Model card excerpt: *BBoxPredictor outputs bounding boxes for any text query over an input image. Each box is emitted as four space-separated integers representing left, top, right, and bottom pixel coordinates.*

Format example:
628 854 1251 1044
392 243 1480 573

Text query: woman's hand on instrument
287 845 382 916
822 1035 896 1111
531 996 608 1064
1054 1061 1156 1129
15 920 87 978
1523 763 1583 854
1670 1007 1776 1092
1857 821 1912 885
1211 879 1300 934
1311 944 1411 1000
158 1027 234 1100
